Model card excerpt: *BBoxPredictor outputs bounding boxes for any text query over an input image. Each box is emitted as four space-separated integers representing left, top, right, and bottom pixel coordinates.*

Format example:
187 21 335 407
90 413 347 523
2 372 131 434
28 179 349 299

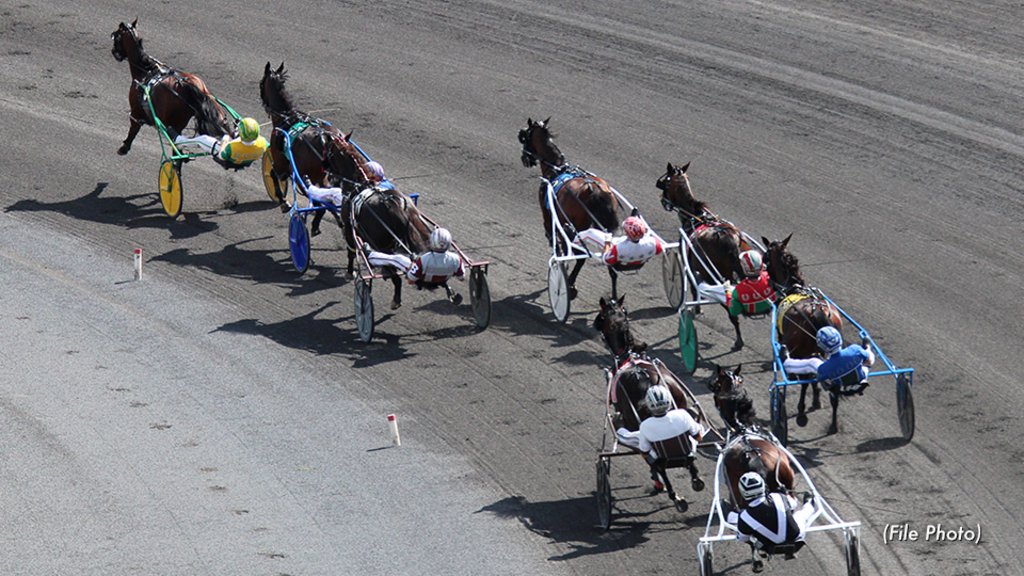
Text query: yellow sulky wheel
158 160 183 218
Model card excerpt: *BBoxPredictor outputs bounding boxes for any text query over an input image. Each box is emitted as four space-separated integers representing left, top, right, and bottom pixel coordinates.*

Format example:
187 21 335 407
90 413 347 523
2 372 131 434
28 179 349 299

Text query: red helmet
622 216 647 241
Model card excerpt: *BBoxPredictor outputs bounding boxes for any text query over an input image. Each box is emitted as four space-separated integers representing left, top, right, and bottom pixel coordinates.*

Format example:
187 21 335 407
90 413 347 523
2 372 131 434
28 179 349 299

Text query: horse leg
827 390 840 435
118 118 143 155
566 259 585 300
345 248 356 280
811 383 822 411
751 543 765 573
729 312 743 350
796 383 809 427
310 211 324 237
688 458 705 492
390 272 402 310
609 267 619 300
443 282 463 305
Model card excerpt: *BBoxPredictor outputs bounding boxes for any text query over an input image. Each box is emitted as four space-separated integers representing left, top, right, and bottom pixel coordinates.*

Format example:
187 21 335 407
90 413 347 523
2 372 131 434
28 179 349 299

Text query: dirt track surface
2 1 1022 574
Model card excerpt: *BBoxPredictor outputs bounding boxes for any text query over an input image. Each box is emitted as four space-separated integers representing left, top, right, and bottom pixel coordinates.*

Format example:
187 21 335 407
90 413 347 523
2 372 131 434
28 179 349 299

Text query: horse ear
619 294 625 306
680 161 690 173
666 162 674 174
762 236 770 247
782 233 793 248
130 18 137 28
277 62 286 74
715 364 723 376
735 364 742 376
543 116 551 125
599 296 608 309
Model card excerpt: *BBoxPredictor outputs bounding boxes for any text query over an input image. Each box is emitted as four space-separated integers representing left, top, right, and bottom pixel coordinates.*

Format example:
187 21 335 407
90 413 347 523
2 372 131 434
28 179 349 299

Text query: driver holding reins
728 472 816 572
173 117 268 168
575 214 665 268
781 326 875 395
364 227 465 287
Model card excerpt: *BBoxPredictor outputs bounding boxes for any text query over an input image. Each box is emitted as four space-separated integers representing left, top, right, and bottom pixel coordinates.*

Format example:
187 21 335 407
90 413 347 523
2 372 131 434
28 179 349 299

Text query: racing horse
110 20 233 156
519 118 624 298
260 62 358 232
658 162 751 349
707 365 796 509
594 295 705 495
329 134 433 310
763 234 846 434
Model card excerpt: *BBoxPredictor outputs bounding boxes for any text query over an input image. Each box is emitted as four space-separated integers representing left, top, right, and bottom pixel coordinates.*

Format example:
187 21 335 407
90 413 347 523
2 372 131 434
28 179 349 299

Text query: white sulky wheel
548 260 570 322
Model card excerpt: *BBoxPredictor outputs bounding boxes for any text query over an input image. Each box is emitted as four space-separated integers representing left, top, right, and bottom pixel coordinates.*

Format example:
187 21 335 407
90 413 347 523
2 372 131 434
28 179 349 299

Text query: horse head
519 117 563 169
657 162 706 218
708 365 756 432
261 62 297 118
594 296 647 360
762 234 805 294
110 19 142 63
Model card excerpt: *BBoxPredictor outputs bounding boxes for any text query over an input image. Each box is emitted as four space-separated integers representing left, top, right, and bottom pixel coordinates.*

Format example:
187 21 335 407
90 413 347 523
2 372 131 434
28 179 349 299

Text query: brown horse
327 134 433 310
259 62 362 227
658 162 751 349
763 234 846 434
110 20 232 156
519 118 624 298
594 295 705 496
707 365 796 510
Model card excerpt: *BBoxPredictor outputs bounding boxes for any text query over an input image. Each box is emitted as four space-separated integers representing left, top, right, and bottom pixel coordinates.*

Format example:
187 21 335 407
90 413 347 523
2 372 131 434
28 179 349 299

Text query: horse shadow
5 182 219 239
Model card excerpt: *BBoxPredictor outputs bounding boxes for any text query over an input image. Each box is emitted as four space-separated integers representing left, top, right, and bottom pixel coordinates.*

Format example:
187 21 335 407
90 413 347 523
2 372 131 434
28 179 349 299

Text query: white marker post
387 414 401 446
134 249 143 280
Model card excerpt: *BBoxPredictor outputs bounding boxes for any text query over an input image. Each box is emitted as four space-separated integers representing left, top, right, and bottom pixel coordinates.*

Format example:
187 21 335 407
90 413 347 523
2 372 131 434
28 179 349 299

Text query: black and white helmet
738 471 766 502
644 385 674 416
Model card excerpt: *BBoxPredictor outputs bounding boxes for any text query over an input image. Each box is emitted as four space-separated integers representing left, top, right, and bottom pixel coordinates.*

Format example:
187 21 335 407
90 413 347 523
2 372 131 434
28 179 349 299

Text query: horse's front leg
811 382 822 411
727 310 743 350
118 117 143 155
608 267 619 300
310 210 324 237
796 383 810 427
688 458 705 492
827 390 840 435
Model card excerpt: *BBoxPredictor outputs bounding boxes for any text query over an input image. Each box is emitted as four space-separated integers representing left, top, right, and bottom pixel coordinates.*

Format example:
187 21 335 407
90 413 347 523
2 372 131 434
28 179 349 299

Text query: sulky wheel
897 373 915 442
698 543 714 576
469 266 491 329
596 456 612 531
261 151 290 205
846 529 861 576
662 249 684 309
288 213 311 273
771 385 789 446
678 308 698 375
158 160 183 218
548 260 570 322
354 278 375 343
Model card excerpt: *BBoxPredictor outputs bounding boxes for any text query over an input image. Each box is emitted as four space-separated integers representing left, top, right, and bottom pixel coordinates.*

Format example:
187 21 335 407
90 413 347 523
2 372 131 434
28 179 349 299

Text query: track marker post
387 414 401 446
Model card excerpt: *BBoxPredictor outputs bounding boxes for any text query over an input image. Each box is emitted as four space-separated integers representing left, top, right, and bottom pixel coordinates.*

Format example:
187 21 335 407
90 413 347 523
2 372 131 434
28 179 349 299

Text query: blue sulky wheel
288 213 311 273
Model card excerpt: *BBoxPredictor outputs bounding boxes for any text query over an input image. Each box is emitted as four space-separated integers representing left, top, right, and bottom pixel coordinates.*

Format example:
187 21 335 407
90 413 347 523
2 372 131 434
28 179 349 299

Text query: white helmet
429 227 452 252
645 385 674 416
738 471 766 502
739 251 763 278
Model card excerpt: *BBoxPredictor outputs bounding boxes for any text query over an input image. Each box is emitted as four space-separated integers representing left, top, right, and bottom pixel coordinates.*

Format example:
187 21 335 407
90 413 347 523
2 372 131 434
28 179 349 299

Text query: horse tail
177 79 231 138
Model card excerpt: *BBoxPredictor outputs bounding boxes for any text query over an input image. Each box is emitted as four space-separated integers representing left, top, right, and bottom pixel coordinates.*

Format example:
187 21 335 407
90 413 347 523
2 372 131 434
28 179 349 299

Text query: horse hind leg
608 267 619 300
728 311 743 350
811 382 822 410
390 273 403 310
827 391 840 435
567 259 585 300
688 458 705 492
796 383 810 427
118 118 143 155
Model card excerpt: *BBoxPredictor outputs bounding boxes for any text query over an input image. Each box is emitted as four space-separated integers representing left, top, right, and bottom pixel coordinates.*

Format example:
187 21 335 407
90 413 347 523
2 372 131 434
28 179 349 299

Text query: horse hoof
311 228 321 237
568 286 578 301
811 400 822 411
450 294 463 306
673 496 688 513
117 146 129 156
732 341 744 351
691 477 705 492
390 301 402 310
828 423 838 435
796 414 808 427
345 271 355 281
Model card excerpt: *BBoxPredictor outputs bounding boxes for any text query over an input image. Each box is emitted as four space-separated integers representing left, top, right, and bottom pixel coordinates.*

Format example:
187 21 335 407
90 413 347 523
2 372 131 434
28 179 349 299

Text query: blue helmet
816 326 842 355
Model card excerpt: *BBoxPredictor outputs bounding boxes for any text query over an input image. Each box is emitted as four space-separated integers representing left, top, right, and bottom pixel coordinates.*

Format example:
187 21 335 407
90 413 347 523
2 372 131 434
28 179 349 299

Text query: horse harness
547 165 615 235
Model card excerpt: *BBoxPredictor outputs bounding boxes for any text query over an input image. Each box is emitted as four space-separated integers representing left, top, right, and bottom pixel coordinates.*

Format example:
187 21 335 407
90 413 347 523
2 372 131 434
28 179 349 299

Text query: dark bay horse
594 295 705 494
260 62 362 220
329 134 432 310
519 118 624 298
658 162 751 349
763 234 846 434
111 20 232 156
708 365 796 510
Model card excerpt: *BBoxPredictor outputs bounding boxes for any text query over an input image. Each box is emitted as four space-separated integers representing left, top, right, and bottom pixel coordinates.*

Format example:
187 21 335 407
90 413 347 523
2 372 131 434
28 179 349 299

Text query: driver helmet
429 227 452 252
816 326 843 356
238 118 261 143
366 160 385 181
738 471 766 502
739 250 763 278
622 216 647 241
644 385 674 416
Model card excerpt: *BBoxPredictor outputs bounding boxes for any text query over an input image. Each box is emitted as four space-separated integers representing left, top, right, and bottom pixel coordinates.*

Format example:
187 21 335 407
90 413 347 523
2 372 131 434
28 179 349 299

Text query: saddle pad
775 293 809 334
